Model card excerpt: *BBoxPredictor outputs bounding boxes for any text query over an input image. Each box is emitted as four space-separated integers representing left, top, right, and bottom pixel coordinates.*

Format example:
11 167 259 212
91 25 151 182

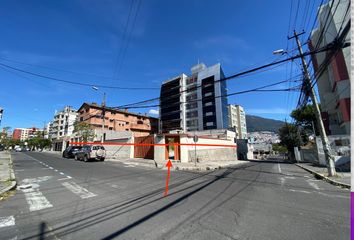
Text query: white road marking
58 177 70 181
66 176 72 179
289 189 311 194
277 162 281 173
307 179 320 190
0 216 15 228
318 192 349 199
280 177 285 186
54 169 58 172
15 169 25 172
62 182 96 199
21 188 53 211
49 167 53 169
59 172 65 175
285 176 296 179
19 177 53 212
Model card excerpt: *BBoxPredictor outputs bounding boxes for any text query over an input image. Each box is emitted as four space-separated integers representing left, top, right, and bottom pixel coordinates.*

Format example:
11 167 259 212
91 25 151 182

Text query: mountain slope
246 115 285 133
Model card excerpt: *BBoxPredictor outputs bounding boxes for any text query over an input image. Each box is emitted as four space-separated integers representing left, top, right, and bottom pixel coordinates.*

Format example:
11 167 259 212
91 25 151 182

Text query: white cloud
148 109 159 115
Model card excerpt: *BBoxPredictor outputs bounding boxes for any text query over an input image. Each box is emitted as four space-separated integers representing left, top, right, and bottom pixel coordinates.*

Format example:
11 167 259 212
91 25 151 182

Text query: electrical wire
114 43 334 110
0 61 159 90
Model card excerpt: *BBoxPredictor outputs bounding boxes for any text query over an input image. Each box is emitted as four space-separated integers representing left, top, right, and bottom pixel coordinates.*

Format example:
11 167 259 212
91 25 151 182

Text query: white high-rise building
228 104 247 139
49 106 78 151
160 63 228 132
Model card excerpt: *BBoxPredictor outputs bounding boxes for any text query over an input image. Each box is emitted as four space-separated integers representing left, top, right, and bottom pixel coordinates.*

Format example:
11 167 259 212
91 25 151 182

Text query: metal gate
134 135 154 159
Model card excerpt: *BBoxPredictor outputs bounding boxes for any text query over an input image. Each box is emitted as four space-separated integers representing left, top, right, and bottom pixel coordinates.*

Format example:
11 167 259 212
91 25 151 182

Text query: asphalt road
0 152 350 240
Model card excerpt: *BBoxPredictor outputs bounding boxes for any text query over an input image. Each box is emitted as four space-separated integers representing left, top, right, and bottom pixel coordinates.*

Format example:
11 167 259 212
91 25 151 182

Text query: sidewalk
0 151 16 198
295 162 350 189
106 157 157 168
106 157 248 171
158 160 248 171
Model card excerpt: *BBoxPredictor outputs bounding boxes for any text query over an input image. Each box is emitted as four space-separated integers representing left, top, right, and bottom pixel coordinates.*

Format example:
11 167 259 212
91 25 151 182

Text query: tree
73 121 95 142
27 136 51 151
272 143 288 154
291 105 318 135
278 123 302 160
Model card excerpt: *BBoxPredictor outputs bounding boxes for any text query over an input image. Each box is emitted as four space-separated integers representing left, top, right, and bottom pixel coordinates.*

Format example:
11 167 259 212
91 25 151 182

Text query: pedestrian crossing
0 177 99 239
15 176 98 213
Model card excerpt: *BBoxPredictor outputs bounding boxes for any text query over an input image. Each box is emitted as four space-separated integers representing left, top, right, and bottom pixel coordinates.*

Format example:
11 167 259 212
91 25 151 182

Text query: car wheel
100 158 105 162
83 155 88 162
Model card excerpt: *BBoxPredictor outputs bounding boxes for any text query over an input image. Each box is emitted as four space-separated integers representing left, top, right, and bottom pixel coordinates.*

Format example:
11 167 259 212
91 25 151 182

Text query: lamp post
92 86 106 144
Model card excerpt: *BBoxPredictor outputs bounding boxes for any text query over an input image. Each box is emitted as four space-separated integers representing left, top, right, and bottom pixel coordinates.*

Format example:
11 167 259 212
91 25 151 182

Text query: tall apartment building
49 106 78 140
228 104 247 139
12 127 43 141
309 0 350 135
77 102 158 137
160 63 228 133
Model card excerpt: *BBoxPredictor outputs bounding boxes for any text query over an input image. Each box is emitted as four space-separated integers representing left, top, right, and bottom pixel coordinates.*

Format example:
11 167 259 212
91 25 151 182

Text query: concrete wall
154 134 237 164
154 135 166 165
95 130 134 159
316 135 350 166
181 136 237 163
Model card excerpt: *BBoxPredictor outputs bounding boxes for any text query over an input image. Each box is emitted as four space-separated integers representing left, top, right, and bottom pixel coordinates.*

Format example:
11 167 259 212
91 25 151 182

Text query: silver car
74 145 106 162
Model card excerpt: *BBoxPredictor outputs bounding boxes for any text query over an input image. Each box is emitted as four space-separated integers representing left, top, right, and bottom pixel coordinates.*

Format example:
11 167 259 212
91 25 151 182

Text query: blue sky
0 0 322 129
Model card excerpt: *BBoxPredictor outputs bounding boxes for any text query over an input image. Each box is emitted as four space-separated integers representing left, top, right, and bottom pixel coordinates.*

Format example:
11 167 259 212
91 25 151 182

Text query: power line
114 0 142 80
114 43 334 109
112 0 136 80
121 79 302 111
0 62 159 90
0 56 115 80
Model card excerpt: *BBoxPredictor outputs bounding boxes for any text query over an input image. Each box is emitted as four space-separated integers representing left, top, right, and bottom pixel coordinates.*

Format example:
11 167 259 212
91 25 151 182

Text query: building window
109 127 113 130
205 112 213 116
186 111 198 118
204 102 213 107
204 92 213 97
206 122 214 127
186 102 198 110
80 117 83 121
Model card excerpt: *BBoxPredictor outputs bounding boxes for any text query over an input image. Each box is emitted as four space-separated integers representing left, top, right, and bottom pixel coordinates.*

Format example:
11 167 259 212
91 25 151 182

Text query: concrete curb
295 163 350 189
0 181 17 197
159 161 251 172
0 152 17 197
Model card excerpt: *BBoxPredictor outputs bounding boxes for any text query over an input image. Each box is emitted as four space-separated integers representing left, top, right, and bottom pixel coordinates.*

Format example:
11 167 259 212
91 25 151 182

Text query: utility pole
101 92 106 144
289 30 336 176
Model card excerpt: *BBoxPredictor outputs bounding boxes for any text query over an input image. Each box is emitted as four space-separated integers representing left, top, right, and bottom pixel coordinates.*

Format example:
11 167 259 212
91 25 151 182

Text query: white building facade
49 106 78 151
160 63 228 133
228 104 247 139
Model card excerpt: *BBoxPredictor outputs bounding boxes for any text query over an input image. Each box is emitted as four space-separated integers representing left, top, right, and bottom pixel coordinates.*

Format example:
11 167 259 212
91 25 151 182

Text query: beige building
228 104 247 139
77 102 158 138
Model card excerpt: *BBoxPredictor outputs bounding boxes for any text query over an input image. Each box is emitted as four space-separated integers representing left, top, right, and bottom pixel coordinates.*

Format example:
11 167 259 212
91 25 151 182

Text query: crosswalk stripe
21 188 53 212
0 216 15 228
62 182 97 199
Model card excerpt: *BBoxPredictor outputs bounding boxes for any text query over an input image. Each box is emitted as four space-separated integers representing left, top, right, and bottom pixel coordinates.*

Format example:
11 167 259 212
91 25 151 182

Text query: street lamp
92 86 106 144
272 49 286 55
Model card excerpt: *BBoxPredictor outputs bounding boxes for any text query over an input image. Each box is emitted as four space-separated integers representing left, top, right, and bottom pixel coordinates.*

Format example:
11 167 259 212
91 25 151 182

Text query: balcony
129 123 151 131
